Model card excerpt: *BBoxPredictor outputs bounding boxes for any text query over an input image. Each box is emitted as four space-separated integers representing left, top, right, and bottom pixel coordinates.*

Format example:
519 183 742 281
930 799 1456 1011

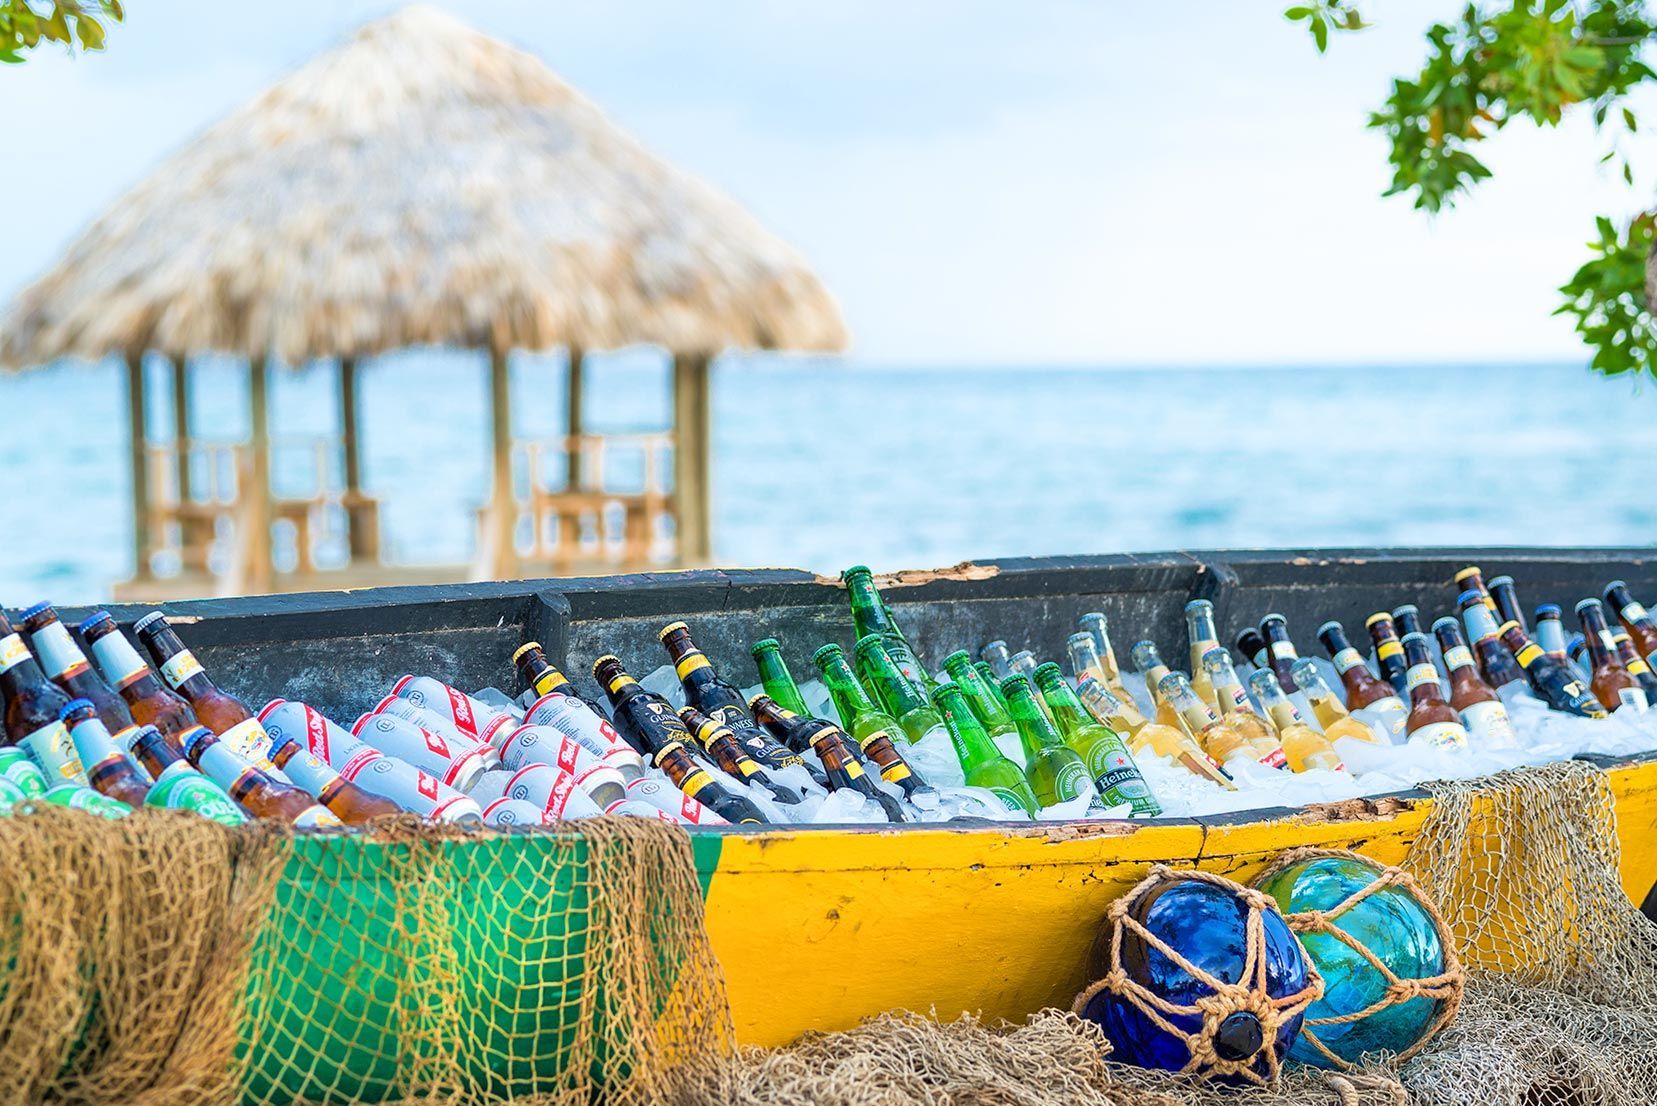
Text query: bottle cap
840 565 872 580
1393 604 1419 616
1066 632 1095 648
811 643 844 666
981 639 1009 654
853 633 885 655
1455 589 1484 607
1568 633 1586 653
1199 646 1229 672
1489 575 1514 589
745 692 767 711
1246 667 1280 691
1536 603 1562 618
941 649 972 669
590 655 621 679
510 642 542 664
1606 580 1629 592
1575 598 1603 615
1032 661 1064 682
77 611 114 635
1400 631 1430 644
751 638 781 654
1155 671 1185 697
1316 620 1344 637
656 621 690 642
1431 616 1460 633
998 673 1031 698
1364 612 1392 629
1128 640 1160 669
132 611 167 634
19 601 53 623
1079 612 1107 625
57 698 95 721
1184 599 1213 615
1260 613 1287 627
1454 566 1483 583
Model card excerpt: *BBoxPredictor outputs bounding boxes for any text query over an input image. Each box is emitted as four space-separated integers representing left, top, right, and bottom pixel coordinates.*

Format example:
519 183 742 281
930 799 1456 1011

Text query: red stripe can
351 709 498 793
389 675 517 746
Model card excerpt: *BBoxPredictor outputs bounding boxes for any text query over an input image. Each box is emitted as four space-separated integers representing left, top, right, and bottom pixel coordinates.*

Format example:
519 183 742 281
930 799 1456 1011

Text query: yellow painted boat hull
700 755 1657 1047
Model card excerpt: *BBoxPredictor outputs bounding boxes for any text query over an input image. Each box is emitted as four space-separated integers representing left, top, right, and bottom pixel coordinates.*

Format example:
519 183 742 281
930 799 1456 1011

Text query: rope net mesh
0 810 730 1106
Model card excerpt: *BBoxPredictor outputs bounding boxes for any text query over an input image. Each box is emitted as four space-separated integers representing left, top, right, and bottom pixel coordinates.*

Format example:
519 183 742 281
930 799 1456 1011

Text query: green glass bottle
1000 674 1105 813
1032 662 1160 816
854 634 945 744
843 565 932 693
813 644 935 802
750 638 812 718
930 683 1037 818
974 661 1012 712
940 650 1017 738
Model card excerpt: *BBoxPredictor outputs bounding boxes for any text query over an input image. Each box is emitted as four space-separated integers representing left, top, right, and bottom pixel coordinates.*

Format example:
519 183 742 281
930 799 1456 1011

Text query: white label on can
30 622 85 679
1410 720 1468 748
1618 687 1650 713
1459 699 1516 745
20 720 88 784
159 650 205 688
0 634 31 674
1442 645 1474 672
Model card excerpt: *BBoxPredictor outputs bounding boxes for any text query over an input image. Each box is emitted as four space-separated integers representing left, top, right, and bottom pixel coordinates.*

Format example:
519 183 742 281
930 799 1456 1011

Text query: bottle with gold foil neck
1499 620 1607 718
1161 671 1285 771
1247 668 1347 772
678 705 805 807
1289 657 1385 746
1200 647 1292 763
1075 675 1235 790
1576 599 1649 713
747 693 907 823
1183 600 1222 708
657 621 815 780
1454 565 1499 614
512 642 594 709
1127 640 1188 733
1365 612 1410 696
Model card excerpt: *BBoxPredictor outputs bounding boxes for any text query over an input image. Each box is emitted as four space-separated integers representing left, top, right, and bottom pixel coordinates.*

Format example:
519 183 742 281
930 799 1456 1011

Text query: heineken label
1411 720 1468 749
1442 645 1474 672
146 767 248 826
1331 647 1365 674
1459 700 1516 745
20 721 89 785
158 649 205 689
43 783 130 819
0 633 32 674
0 747 50 798
989 787 1028 814
30 621 85 678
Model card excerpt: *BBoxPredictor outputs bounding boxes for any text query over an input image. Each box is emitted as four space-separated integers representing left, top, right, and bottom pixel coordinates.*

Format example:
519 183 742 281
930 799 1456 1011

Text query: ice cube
992 731 1026 770
930 786 1030 822
1036 792 1098 822
812 789 887 825
904 727 966 788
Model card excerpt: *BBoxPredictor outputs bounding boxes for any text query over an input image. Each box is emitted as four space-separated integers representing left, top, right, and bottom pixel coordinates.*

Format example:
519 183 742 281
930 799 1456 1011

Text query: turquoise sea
4 354 1656 604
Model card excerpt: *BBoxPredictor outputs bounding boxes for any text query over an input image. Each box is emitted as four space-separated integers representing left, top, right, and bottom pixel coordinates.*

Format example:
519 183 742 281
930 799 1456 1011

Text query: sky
5 1 1652 366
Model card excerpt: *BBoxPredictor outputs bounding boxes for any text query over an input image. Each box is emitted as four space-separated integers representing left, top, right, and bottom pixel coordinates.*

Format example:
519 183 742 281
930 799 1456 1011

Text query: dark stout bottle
678 705 804 806
1364 612 1409 696
1499 621 1606 718
1488 576 1526 633
1391 604 1424 639
748 694 907 823
1457 591 1524 689
1258 614 1301 692
512 641 596 709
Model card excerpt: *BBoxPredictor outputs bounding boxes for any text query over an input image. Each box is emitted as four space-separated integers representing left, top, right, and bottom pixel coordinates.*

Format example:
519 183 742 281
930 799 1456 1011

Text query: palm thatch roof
0 5 847 368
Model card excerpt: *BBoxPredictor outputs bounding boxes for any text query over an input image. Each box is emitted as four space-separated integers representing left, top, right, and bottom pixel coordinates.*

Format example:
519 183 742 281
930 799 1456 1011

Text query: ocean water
3 353 1656 604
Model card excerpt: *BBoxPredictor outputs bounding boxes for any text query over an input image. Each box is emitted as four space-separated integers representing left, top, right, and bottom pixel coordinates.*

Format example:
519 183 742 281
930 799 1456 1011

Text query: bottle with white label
0 607 86 785
1315 621 1409 742
128 725 248 826
1431 618 1517 748
183 728 341 827
1399 633 1470 748
1288 658 1385 746
1534 604 1574 665
1576 599 1649 714
132 612 287 779
79 612 197 754
268 735 403 825
61 700 152 806
21 602 139 751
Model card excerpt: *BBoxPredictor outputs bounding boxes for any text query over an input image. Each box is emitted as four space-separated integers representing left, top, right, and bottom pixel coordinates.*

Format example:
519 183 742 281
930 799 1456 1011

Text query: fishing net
0 808 730 1106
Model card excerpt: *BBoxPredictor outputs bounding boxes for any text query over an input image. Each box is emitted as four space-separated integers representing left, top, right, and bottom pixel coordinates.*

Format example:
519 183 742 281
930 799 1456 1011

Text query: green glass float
1253 849 1463 1069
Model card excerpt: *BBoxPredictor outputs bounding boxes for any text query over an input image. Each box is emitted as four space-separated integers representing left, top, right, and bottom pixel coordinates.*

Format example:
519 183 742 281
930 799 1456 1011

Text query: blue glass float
1253 853 1455 1068
1075 872 1313 1083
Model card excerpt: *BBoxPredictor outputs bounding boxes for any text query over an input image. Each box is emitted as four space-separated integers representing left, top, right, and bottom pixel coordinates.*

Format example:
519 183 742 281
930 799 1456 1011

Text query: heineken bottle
843 565 931 693
930 683 1037 818
750 638 812 718
854 634 946 744
813 644 936 803
1032 662 1160 816
974 661 1012 712
677 705 804 806
1000 674 1106 813
940 650 1017 739
748 694 907 822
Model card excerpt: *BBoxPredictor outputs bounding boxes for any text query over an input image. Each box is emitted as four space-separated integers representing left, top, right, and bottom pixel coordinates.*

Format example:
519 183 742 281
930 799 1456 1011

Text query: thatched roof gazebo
0 4 846 595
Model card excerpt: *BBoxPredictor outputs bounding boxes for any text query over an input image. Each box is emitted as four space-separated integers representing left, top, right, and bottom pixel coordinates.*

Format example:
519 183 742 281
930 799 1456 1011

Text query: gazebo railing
500 431 677 572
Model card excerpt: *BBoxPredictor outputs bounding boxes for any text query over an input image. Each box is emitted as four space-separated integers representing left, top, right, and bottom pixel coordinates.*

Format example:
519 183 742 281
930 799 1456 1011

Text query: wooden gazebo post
124 351 152 581
486 347 517 579
245 356 274 593
337 356 378 561
565 346 585 491
672 352 713 564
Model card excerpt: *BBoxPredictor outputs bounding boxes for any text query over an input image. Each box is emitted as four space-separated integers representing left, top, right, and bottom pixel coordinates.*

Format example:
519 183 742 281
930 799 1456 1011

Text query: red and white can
350 710 498 793
479 763 605 822
521 693 645 780
495 724 628 808
602 799 677 823
341 754 483 824
623 776 727 826
389 675 517 746
481 798 552 828
259 700 382 778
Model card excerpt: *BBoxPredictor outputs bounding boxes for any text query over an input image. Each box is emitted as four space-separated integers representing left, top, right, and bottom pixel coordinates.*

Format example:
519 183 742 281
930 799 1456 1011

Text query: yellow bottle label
159 649 204 688
681 768 716 795
674 653 712 679
1515 643 1543 667
1376 640 1403 662
605 673 637 693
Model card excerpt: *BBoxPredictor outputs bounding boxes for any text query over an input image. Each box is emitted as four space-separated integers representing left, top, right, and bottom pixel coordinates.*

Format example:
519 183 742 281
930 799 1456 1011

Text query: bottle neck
1462 602 1500 644
1610 587 1655 631
1003 682 1064 753
28 617 94 683
142 626 219 700
819 653 877 720
846 572 897 637
955 664 1013 728
754 646 809 715
132 730 183 776
858 644 927 715
934 687 999 767
0 630 48 699
1186 609 1219 650
1536 617 1569 657
86 626 155 691
1581 609 1617 668
1037 677 1094 734
67 716 124 766
1406 662 1445 705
